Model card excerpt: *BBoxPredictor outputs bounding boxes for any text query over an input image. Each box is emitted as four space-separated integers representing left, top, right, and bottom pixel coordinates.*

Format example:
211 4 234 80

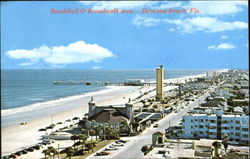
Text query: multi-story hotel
181 110 249 144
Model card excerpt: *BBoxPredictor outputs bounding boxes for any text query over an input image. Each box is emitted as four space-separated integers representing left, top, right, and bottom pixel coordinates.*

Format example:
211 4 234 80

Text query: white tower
156 65 164 101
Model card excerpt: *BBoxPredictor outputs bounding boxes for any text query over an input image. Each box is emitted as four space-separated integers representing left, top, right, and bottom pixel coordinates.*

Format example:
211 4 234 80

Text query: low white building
181 110 249 145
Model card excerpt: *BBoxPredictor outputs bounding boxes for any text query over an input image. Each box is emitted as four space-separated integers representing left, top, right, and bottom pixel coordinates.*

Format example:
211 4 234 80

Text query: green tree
212 141 222 158
93 126 101 141
85 143 94 152
78 134 88 149
141 145 150 155
71 135 79 150
89 129 95 141
42 149 51 159
48 146 58 159
81 128 89 136
222 136 229 153
65 147 74 159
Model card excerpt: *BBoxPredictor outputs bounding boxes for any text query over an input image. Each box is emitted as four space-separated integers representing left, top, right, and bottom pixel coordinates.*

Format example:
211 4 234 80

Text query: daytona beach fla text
50 8 200 14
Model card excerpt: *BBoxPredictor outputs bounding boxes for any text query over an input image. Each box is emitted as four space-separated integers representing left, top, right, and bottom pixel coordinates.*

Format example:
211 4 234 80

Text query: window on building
235 133 240 136
242 134 249 138
191 126 193 129
235 121 240 124
209 126 216 129
210 120 216 123
235 127 240 130
222 120 228 124
199 125 203 128
242 128 249 131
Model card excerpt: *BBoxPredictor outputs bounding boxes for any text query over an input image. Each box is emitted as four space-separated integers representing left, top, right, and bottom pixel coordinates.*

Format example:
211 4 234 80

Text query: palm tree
42 149 51 159
81 128 88 136
141 145 150 155
93 126 100 141
85 143 94 153
48 146 58 159
65 147 74 159
212 141 222 159
78 134 88 149
222 136 229 153
105 126 112 140
71 135 79 150
89 129 95 142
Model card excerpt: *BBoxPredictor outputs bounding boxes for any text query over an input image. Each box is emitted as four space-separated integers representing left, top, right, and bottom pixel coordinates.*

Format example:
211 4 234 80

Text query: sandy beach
1 72 212 157
1 85 141 156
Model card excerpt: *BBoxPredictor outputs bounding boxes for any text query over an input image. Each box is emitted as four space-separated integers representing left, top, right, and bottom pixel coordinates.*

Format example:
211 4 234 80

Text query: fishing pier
52 80 182 87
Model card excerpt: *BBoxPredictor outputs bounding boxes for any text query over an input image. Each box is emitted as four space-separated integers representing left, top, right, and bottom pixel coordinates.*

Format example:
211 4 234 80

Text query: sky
1 1 248 69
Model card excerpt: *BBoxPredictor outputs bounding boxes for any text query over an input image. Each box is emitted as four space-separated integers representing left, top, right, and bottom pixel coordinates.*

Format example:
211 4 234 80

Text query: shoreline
1 85 151 156
1 86 139 128
1 70 226 156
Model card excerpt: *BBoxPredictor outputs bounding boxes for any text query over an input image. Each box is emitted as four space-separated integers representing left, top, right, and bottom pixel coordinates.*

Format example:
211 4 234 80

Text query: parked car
153 124 159 128
96 151 110 156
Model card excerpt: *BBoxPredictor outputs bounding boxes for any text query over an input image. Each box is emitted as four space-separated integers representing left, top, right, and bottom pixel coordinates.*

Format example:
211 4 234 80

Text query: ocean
1 69 211 127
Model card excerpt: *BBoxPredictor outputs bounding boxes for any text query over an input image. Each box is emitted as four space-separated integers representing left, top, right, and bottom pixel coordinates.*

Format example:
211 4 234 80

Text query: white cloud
92 66 102 69
7 44 50 62
6 41 115 66
221 35 228 39
132 16 247 33
80 1 184 11
132 15 161 27
185 1 248 15
19 62 35 66
208 43 236 50
168 28 176 32
164 17 248 33
155 1 182 9
80 1 157 10
247 43 249 48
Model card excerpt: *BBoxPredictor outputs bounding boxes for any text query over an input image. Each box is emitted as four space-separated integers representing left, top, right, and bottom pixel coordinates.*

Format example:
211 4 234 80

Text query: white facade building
182 110 249 144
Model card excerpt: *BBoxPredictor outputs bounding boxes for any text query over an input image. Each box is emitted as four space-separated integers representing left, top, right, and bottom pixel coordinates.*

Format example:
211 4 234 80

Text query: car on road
153 124 159 128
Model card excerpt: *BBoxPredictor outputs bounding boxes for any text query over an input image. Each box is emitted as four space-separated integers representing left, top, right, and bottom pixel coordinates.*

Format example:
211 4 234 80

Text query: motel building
181 110 249 145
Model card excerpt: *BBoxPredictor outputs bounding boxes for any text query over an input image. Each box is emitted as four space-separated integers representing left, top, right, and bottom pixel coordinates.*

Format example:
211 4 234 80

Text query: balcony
241 131 249 134
208 129 217 133
208 135 217 139
222 123 230 127
209 123 217 127
221 129 231 133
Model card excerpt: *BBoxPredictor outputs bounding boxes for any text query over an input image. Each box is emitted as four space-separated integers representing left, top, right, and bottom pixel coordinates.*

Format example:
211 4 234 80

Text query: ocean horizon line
0 68 232 71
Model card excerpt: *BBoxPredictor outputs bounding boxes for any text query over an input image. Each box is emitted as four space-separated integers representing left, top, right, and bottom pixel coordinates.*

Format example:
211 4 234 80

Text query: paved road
86 87 214 159
107 91 211 159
